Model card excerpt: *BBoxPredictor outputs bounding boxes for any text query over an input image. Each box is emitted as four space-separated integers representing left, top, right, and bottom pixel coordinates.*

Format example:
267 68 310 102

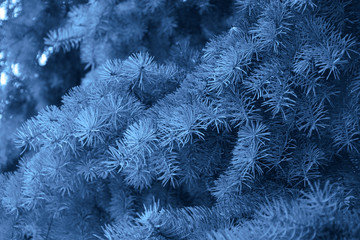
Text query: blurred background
0 0 88 171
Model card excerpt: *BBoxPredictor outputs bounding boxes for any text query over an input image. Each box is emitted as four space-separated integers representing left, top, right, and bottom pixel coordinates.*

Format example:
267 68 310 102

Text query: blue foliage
1 0 360 239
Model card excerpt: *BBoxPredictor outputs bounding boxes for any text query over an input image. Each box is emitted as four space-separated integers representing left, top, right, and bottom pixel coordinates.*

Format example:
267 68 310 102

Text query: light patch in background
38 53 48 66
1 72 8 86
0 6 7 21
38 47 54 66
11 0 21 18
0 0 21 20
0 51 4 60
11 63 20 77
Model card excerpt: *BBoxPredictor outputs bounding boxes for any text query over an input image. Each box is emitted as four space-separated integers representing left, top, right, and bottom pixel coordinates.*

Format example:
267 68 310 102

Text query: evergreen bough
1 0 360 239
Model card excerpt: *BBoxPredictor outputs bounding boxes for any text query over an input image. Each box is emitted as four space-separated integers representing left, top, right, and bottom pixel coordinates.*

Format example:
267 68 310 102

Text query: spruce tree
1 0 360 239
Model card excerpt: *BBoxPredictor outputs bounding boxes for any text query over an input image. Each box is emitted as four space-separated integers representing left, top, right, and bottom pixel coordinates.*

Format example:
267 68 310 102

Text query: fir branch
44 27 84 52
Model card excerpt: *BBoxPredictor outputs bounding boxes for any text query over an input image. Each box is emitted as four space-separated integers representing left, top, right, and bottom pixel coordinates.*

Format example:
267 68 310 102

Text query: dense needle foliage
1 0 360 239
